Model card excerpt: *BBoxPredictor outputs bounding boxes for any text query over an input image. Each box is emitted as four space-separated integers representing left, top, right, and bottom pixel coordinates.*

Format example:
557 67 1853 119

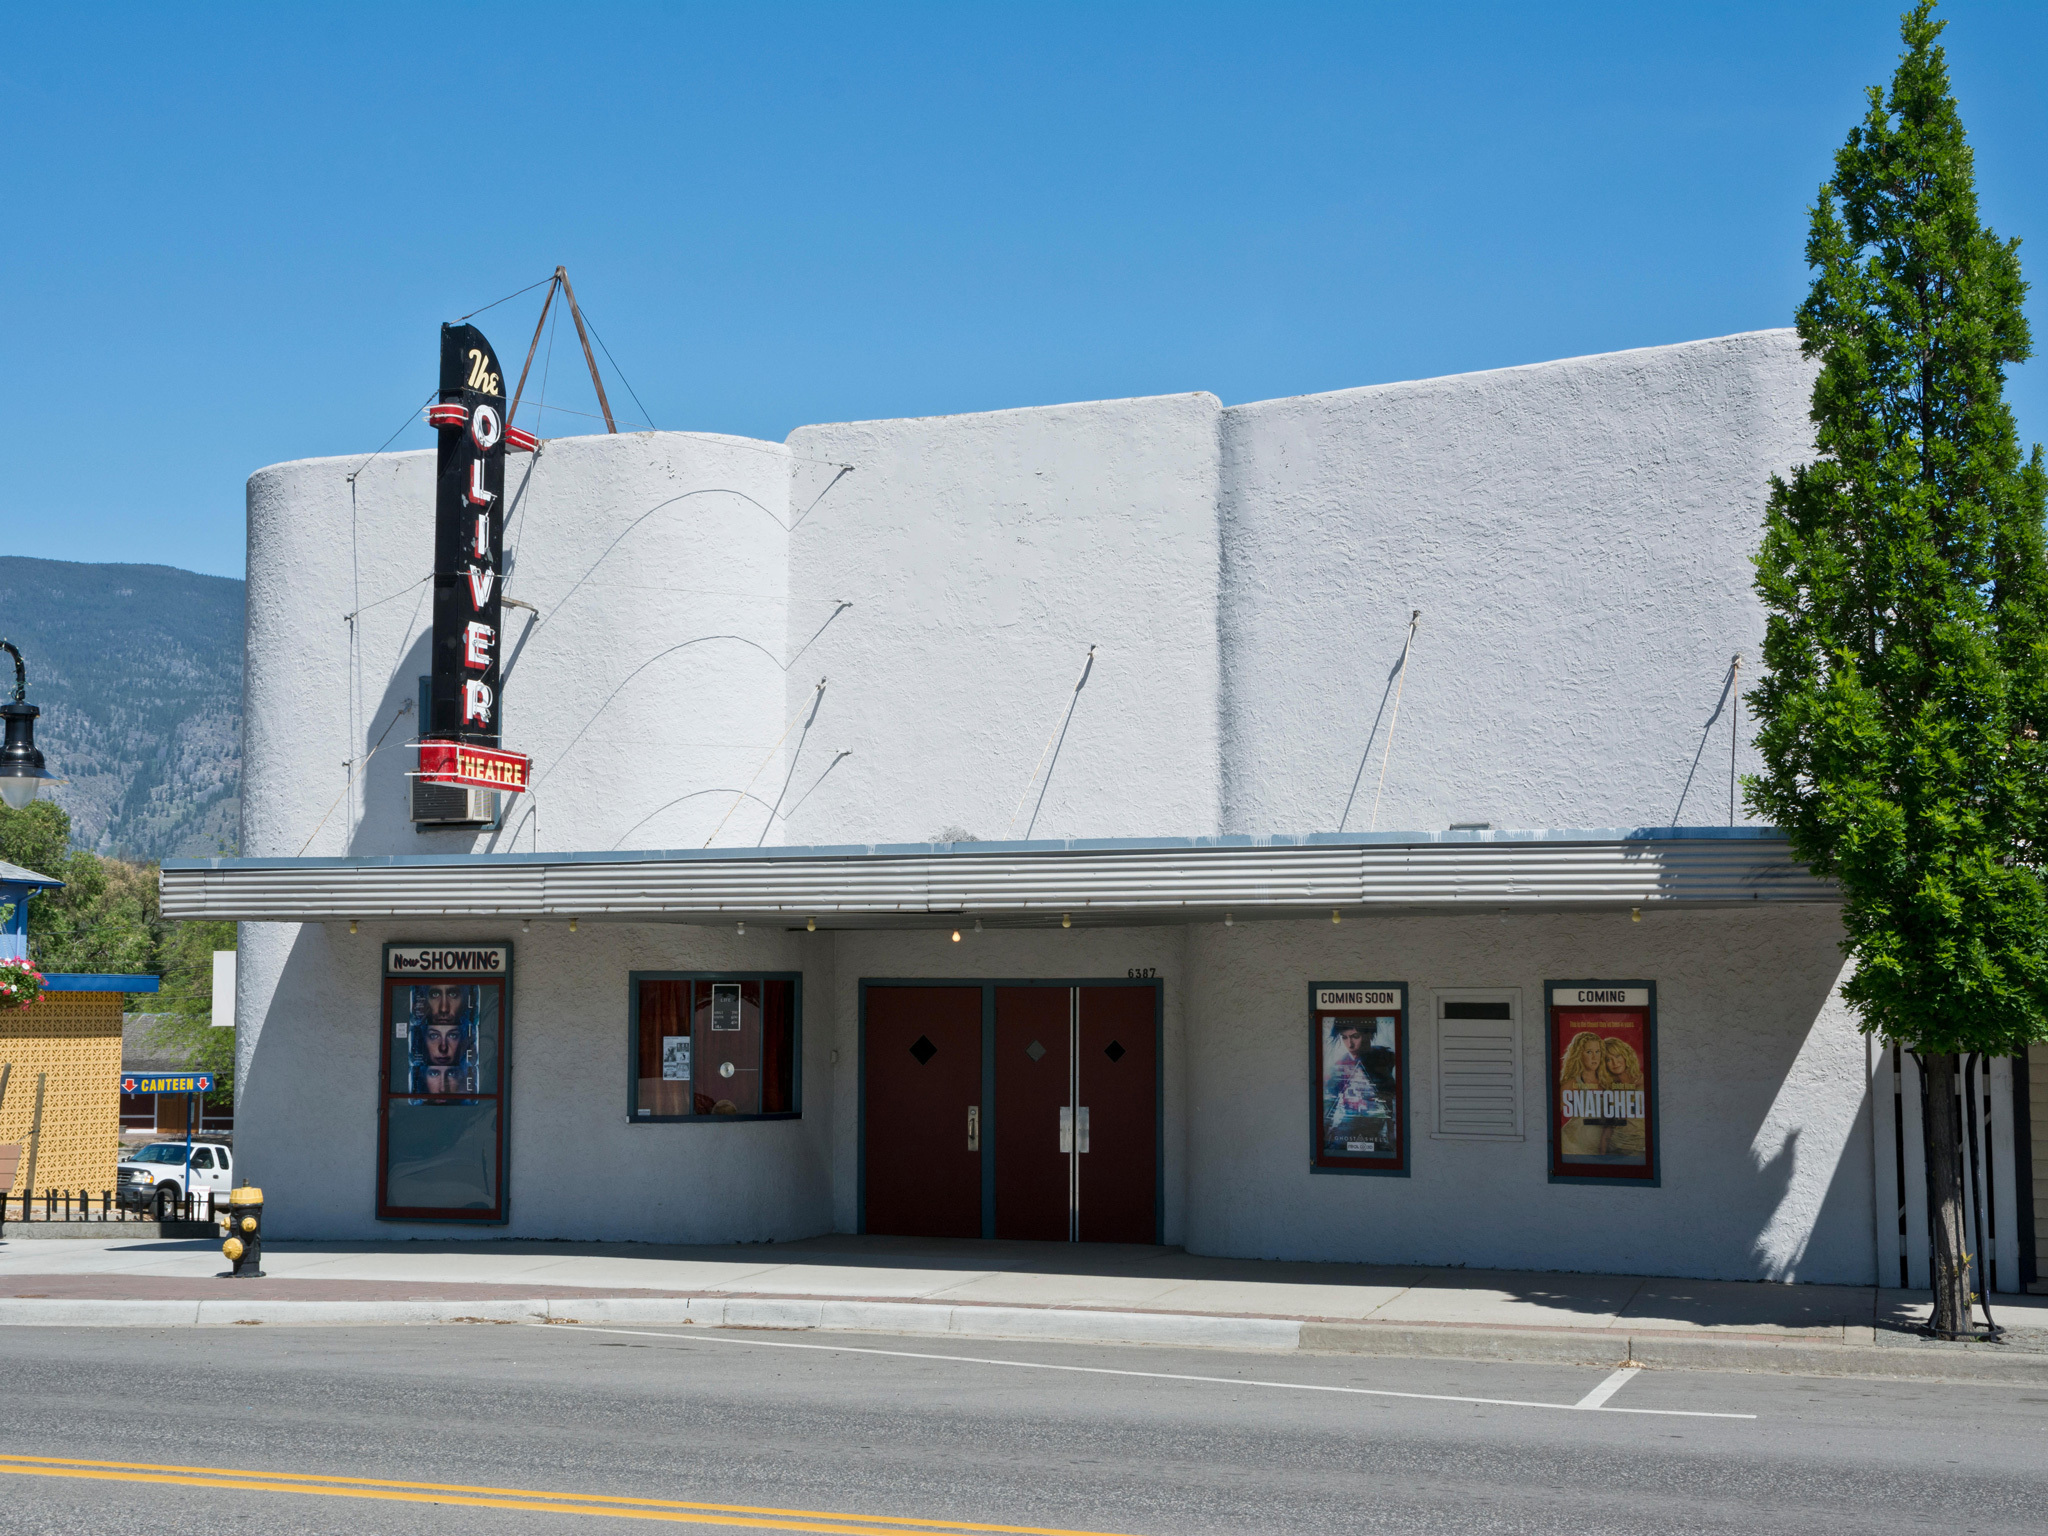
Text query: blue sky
5 1 2046 579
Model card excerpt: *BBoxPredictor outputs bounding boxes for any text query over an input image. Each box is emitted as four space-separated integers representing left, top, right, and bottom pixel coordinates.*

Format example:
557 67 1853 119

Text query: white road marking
1573 1365 1641 1410
529 1323 1756 1421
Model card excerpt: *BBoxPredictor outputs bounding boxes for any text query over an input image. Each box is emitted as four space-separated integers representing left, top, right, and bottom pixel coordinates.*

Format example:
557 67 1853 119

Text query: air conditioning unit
412 779 496 826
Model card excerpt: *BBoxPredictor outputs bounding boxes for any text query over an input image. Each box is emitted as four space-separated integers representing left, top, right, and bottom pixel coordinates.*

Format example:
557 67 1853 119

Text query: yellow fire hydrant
221 1186 264 1279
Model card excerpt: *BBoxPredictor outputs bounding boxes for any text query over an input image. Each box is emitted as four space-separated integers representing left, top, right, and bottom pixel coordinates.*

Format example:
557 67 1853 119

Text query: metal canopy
159 828 1834 928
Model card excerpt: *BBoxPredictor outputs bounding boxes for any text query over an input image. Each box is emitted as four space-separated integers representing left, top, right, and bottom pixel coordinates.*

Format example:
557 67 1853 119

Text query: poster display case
378 943 513 1222
1545 979 1658 1185
1310 982 1408 1176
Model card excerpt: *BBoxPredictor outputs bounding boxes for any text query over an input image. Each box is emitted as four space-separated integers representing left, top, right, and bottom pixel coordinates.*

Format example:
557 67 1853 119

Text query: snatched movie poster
1320 1014 1400 1162
1551 1011 1651 1177
405 982 483 1099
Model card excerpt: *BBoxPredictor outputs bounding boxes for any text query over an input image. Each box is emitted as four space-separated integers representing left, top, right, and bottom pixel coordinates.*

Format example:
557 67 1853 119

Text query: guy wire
579 307 658 436
1366 612 1420 833
460 274 556 322
1009 646 1096 837
704 680 828 848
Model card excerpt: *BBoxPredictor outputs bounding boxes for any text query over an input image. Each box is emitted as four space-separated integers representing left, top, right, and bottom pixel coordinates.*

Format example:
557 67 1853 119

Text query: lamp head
0 701 52 810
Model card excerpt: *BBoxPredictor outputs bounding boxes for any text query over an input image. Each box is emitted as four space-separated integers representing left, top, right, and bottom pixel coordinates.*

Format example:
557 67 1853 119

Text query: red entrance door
1077 985 1158 1243
862 986 983 1238
990 983 1158 1244
993 986 1073 1240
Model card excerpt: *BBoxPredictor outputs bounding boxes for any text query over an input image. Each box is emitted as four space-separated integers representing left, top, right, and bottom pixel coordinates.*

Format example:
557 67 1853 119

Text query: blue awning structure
44 974 161 992
0 859 61 963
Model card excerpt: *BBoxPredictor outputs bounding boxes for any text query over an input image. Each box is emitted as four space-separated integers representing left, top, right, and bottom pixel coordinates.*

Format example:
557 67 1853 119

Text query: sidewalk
2 1231 2043 1383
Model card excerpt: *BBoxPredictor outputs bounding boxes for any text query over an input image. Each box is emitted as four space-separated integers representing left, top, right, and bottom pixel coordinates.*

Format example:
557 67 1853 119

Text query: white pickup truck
116 1141 233 1218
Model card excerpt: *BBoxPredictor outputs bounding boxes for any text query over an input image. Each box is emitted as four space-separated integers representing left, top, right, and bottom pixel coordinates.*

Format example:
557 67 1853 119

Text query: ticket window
632 975 800 1121
1311 983 1408 1175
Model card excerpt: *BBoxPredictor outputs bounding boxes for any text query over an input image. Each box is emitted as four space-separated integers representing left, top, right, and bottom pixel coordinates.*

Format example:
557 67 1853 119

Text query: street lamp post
0 641 56 811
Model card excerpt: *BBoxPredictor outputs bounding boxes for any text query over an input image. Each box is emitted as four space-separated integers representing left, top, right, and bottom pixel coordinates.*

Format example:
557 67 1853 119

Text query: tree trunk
1921 1051 1974 1338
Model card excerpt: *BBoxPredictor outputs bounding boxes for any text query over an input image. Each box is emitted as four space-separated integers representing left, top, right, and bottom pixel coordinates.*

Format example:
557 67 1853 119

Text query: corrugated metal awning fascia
158 834 1834 922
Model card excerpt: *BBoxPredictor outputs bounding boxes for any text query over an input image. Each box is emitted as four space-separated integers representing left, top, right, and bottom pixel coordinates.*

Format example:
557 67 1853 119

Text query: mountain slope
0 557 242 858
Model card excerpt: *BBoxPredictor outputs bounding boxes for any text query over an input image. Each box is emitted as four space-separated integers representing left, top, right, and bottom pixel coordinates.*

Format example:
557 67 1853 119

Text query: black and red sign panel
429 323 507 747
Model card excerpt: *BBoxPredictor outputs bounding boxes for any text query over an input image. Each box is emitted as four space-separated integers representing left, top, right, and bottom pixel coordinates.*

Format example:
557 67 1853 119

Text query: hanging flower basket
0 959 45 1010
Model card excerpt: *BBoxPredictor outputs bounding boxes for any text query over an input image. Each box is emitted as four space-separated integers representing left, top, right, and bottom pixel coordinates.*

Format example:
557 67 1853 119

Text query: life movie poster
403 981 483 1099
1313 985 1404 1171
1548 983 1655 1181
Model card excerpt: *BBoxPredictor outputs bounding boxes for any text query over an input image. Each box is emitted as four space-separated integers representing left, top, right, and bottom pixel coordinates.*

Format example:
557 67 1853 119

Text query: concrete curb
0 1294 1304 1350
2 1295 2041 1382
0 1220 214 1241
1299 1320 2048 1385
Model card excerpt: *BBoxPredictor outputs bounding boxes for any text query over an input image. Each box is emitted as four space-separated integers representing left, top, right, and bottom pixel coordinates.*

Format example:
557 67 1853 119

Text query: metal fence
2 1188 213 1224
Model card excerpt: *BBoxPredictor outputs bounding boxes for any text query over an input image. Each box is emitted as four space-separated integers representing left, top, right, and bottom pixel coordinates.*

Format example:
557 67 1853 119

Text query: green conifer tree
1749 1 2048 1337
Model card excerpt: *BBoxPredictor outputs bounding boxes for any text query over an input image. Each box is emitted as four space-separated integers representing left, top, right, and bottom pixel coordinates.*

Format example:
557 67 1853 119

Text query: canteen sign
122 1073 213 1094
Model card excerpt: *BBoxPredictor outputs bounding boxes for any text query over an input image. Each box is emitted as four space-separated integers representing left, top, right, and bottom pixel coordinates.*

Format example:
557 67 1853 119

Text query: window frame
1429 987 1525 1142
627 970 804 1125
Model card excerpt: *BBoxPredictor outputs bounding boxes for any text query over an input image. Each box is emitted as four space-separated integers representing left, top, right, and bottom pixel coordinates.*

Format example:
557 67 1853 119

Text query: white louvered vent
1436 995 1522 1139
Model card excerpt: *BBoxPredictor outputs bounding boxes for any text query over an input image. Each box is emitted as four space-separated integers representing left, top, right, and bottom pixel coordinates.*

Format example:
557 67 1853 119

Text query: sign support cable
1367 612 1421 833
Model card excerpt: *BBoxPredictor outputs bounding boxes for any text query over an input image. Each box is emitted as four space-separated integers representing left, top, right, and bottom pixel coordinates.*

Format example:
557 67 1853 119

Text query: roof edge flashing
164 825 1790 874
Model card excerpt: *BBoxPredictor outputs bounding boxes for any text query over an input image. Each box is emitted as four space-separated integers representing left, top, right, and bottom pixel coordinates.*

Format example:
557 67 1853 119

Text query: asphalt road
0 1323 2044 1535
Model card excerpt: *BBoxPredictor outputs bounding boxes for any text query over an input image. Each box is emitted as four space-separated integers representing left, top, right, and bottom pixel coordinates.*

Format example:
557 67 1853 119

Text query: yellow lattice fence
0 990 123 1197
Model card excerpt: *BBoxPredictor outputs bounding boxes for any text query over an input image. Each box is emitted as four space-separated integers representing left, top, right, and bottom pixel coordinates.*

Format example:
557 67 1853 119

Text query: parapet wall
242 330 1814 860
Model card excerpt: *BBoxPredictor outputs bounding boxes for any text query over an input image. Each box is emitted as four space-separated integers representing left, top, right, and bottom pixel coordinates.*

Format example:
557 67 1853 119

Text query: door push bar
1059 1107 1091 1154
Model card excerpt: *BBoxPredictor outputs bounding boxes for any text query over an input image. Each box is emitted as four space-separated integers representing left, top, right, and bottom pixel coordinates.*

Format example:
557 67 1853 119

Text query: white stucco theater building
162 327 2041 1292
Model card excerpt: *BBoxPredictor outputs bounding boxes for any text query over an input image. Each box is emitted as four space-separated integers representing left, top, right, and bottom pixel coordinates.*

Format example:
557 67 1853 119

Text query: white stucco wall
239 431 801 1233
1182 904 1873 1283
1218 330 1817 835
226 329 1892 1282
781 394 1224 845
242 429 791 862
235 904 1868 1278
242 336 1815 860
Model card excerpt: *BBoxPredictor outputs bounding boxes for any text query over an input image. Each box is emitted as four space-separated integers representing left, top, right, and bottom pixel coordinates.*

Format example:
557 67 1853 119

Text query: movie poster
1547 983 1655 1182
1311 985 1405 1173
403 982 483 1098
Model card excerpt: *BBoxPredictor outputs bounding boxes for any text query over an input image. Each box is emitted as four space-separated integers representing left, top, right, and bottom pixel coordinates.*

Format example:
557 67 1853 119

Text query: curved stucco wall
1218 330 1817 835
239 430 821 1240
243 429 792 861
782 394 1223 845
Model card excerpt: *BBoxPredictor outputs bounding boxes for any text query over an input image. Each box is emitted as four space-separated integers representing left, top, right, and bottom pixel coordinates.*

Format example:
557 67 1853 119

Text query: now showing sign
385 945 511 977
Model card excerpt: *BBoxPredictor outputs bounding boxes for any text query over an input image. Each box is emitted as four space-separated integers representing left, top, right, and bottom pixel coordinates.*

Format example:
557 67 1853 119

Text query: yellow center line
0 1453 1138 1536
